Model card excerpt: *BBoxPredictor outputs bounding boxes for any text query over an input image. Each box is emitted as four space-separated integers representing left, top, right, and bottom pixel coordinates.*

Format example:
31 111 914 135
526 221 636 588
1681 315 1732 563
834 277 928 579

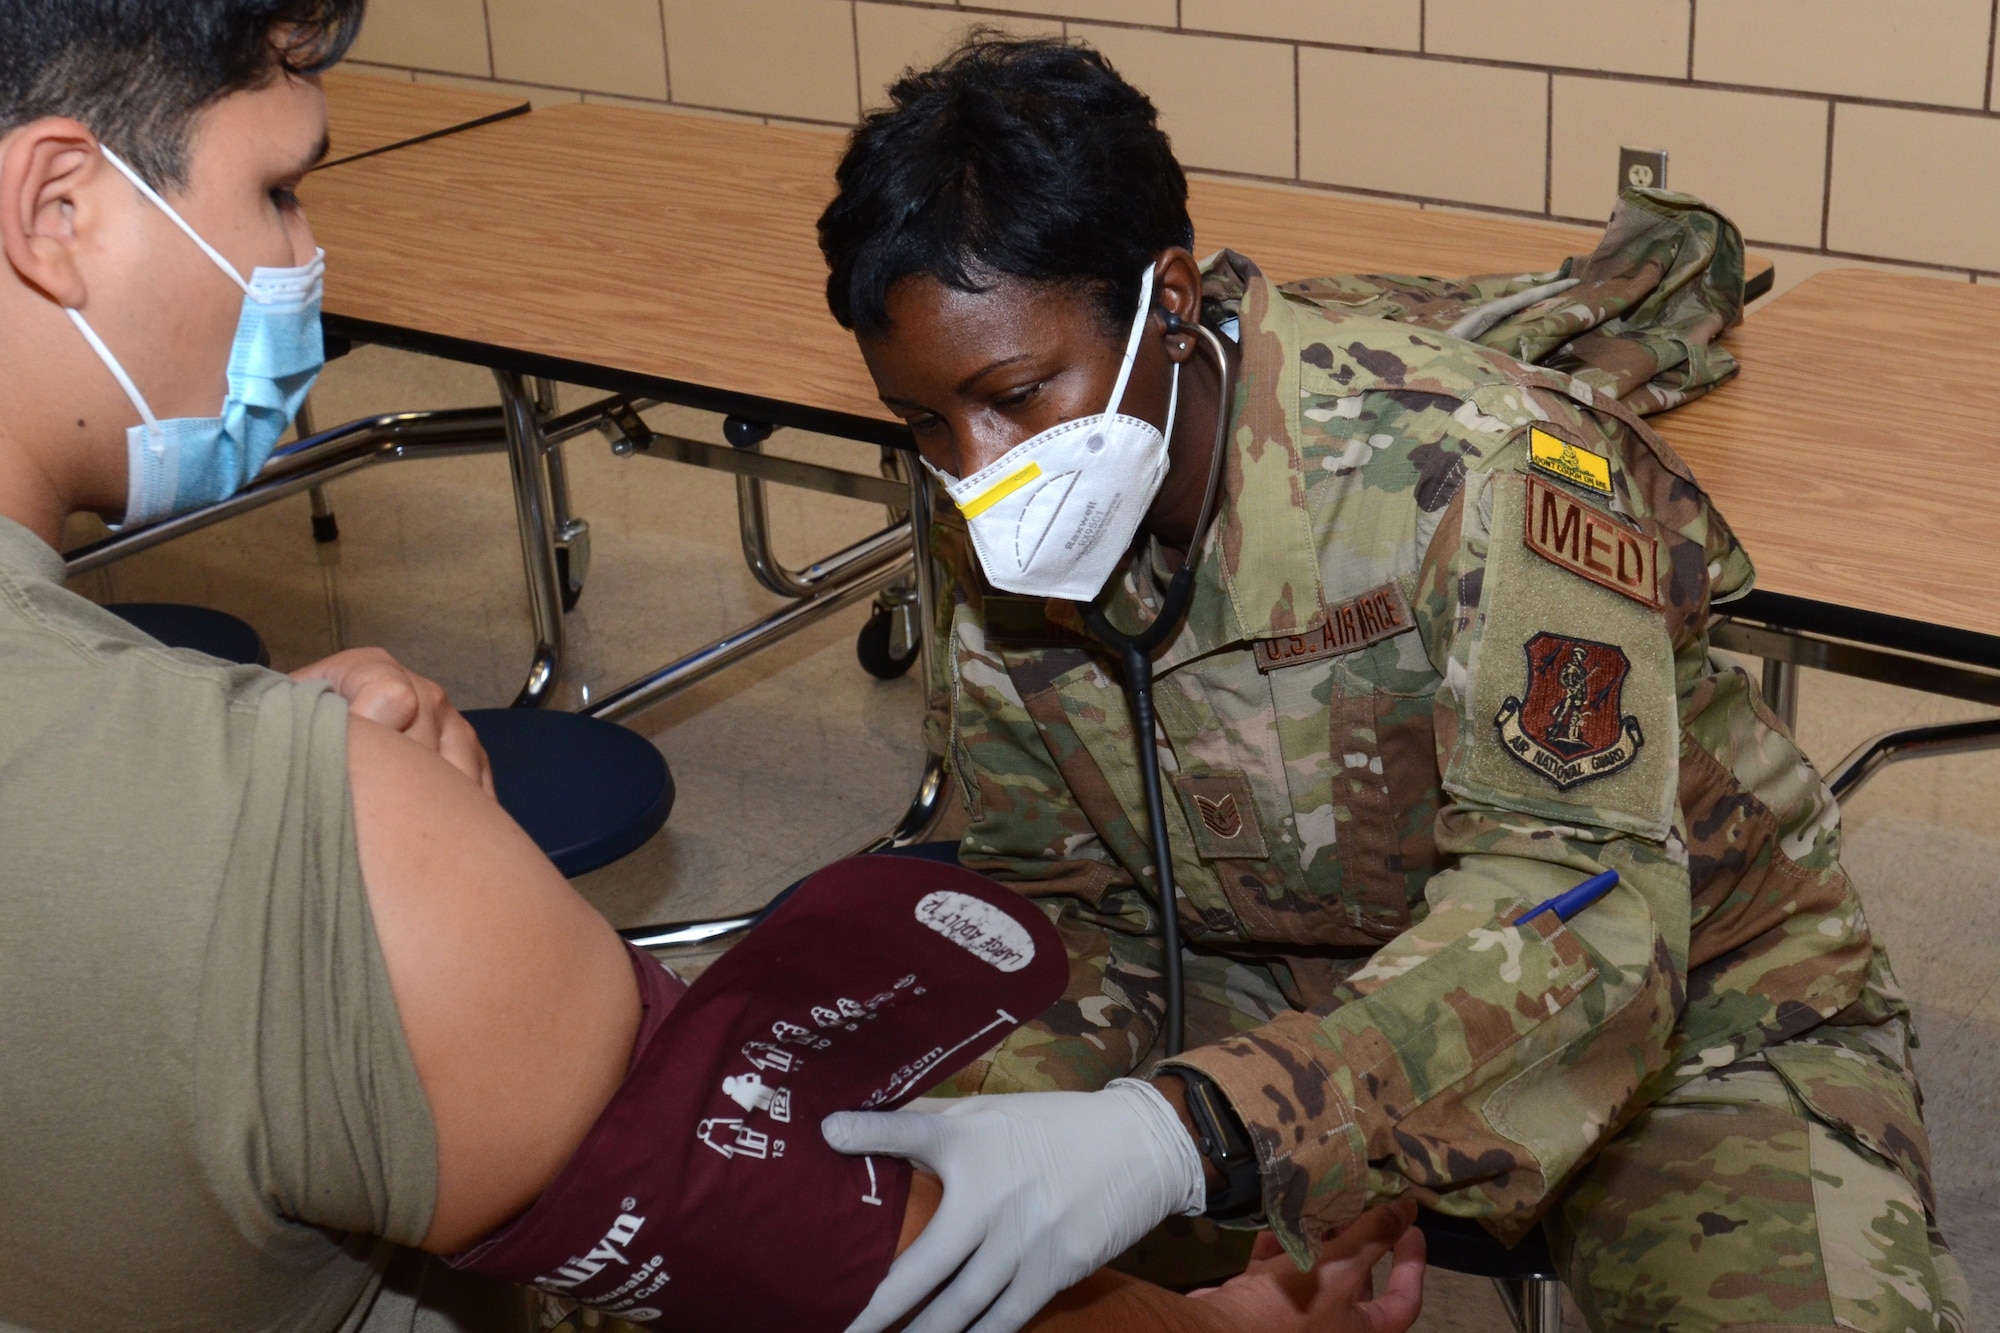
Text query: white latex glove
822 1078 1208 1333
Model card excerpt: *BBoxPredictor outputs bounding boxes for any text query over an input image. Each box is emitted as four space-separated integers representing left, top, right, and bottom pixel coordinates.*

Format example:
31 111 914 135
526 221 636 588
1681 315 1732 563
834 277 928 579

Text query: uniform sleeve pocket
1331 900 1599 1098
1764 1039 1935 1215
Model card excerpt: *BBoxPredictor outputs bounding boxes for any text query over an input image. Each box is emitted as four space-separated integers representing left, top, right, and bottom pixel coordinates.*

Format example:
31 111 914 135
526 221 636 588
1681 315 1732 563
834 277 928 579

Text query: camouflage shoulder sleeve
1164 389 1688 1265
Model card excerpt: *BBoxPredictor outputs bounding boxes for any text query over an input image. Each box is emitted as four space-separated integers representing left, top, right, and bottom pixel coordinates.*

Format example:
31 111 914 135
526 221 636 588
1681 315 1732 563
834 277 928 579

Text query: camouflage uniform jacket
937 246 1910 1264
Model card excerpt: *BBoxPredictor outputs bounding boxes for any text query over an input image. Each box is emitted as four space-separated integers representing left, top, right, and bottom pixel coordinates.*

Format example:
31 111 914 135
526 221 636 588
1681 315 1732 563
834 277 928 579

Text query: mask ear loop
97 146 252 294
1102 264 1159 419
63 308 161 435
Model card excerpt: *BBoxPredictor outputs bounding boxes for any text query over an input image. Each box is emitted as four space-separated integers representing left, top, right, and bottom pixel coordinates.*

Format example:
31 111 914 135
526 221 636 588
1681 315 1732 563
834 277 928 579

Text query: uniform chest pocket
1324 687 1440 939
1262 645 1439 942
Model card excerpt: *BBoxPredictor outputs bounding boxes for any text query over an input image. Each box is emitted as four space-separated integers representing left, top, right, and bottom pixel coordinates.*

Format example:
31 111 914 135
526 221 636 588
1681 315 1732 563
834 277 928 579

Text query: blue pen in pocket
1521 869 1620 924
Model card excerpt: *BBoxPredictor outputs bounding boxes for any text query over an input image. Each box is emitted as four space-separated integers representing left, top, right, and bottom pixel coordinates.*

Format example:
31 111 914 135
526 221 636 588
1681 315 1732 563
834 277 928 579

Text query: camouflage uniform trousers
934 939 1971 1332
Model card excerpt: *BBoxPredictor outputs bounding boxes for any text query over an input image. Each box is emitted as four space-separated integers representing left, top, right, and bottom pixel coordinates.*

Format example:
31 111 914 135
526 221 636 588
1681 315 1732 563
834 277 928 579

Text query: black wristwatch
1171 1069 1263 1221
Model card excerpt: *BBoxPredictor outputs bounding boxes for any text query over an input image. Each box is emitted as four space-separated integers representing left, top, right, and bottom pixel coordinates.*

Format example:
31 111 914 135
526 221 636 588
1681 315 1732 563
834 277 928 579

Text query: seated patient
0 3 1422 1331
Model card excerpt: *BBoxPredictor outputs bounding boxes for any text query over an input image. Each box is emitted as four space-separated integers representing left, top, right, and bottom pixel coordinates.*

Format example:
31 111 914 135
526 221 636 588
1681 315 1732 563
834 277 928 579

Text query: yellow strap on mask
958 461 1042 519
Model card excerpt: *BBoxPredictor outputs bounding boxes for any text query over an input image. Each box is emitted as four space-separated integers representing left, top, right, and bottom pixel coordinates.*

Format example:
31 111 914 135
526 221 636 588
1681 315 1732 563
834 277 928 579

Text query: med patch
1527 424 1613 496
1522 475 1661 608
1449 473 1676 839
1495 633 1644 789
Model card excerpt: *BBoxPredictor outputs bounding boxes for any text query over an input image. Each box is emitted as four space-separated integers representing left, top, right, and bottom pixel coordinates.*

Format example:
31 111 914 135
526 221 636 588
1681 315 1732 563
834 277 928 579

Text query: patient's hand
893 1173 1426 1333
1187 1201 1425 1333
294 647 492 793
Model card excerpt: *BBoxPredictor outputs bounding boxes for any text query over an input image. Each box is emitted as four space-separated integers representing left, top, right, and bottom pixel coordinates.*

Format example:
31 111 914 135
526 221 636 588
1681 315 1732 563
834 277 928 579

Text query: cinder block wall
346 0 2000 290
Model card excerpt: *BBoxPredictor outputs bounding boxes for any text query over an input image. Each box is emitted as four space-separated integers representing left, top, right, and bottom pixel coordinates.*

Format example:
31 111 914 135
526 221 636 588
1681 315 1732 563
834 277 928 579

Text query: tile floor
70 345 1998 1328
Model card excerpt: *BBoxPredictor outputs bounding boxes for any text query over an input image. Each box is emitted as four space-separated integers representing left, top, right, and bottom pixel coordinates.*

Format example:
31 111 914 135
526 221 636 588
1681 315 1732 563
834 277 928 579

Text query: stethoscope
1076 310 1234 1058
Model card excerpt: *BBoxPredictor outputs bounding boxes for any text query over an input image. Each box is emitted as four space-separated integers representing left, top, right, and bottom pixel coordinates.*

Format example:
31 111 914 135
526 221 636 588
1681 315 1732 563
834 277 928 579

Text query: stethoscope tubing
1078 319 1234 1058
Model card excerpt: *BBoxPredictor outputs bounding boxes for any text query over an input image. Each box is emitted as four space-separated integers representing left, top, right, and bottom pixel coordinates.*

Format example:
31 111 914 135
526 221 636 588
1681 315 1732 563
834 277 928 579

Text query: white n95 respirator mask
928 264 1180 603
65 146 326 529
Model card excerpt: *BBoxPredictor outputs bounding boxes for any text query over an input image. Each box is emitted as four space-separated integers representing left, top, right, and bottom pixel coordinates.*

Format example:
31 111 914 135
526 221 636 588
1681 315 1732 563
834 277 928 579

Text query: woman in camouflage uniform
817 35 1967 1333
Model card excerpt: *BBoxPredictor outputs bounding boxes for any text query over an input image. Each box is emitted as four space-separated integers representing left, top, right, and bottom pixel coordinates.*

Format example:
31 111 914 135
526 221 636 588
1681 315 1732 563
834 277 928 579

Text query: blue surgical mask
65 146 325 528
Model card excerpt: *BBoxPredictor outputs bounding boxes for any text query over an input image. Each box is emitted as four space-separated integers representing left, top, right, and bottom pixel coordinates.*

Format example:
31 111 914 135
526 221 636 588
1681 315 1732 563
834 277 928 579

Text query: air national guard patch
1495 632 1644 789
1522 476 1661 608
1527 425 1614 496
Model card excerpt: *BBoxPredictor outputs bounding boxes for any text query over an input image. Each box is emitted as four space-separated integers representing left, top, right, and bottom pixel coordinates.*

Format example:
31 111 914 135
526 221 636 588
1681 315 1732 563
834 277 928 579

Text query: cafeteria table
70 105 1858 939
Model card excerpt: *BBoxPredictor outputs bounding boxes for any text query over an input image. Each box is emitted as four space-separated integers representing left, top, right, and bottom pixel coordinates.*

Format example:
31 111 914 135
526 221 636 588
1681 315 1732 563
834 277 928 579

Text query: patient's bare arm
893 1175 1428 1333
347 719 1422 1331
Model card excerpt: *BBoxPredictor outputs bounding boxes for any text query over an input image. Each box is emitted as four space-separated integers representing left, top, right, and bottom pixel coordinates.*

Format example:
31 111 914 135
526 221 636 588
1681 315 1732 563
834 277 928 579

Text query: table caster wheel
856 607 919 679
556 546 583 612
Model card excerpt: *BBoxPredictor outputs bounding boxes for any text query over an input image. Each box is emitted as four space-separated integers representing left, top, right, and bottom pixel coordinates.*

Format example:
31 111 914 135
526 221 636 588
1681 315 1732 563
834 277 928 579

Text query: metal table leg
1761 659 1800 732
1828 715 2000 803
496 370 566 707
869 461 949 848
535 378 591 610
292 399 341 544
622 464 951 953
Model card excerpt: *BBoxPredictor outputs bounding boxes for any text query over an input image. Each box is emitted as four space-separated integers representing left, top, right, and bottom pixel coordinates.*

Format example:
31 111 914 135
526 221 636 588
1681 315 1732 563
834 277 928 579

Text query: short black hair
819 35 1193 337
0 0 364 189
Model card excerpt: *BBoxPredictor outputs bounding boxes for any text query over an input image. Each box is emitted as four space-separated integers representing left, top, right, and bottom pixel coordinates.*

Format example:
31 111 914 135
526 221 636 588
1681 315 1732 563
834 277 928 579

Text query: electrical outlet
1618 147 1668 194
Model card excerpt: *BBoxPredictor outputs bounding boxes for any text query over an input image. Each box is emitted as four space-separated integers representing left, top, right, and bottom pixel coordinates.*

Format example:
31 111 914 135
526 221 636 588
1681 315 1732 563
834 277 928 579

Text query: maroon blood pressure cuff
448 855 1065 1331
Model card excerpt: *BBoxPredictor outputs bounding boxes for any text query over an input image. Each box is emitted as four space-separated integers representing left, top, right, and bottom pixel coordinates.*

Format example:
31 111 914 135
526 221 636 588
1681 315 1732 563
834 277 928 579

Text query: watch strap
1173 1069 1263 1221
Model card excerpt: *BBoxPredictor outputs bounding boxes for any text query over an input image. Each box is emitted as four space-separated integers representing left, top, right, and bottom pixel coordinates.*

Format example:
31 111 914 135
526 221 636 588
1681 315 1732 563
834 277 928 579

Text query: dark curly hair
819 34 1193 337
0 0 365 188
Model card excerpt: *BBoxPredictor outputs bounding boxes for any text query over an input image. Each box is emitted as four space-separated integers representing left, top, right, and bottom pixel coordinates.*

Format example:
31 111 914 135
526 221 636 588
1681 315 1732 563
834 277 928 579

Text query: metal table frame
67 334 955 902
72 308 2000 953
1714 591 2000 803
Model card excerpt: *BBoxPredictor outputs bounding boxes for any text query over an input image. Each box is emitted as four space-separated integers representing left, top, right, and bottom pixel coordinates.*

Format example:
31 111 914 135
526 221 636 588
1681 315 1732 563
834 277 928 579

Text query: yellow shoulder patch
1528 425 1613 496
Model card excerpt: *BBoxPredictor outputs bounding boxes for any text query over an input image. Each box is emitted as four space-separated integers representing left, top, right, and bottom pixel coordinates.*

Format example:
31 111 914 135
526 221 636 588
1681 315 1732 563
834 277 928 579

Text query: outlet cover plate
1619 147 1668 194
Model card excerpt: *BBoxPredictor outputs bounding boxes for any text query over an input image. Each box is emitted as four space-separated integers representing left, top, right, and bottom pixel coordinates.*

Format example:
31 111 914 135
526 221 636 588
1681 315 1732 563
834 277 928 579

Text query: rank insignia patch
1173 772 1269 861
1527 425 1613 496
1495 633 1644 789
1522 476 1661 608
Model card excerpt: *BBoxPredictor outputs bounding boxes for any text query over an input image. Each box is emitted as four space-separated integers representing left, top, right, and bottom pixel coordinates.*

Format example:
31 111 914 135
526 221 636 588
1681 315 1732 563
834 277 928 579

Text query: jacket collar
1077 251 1327 675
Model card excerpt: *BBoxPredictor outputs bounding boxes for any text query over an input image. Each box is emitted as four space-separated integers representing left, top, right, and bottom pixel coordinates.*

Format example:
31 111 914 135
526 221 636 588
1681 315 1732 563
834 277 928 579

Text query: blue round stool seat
1417 1209 1558 1280
465 709 673 878
105 602 270 667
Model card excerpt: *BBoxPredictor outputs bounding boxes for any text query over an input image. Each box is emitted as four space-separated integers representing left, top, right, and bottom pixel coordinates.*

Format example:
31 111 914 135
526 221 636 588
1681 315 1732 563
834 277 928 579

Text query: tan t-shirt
0 518 438 1332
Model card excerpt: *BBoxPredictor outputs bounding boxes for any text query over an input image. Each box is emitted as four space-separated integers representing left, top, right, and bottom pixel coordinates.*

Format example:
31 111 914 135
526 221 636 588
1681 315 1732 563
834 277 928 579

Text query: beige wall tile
1181 0 1421 50
338 63 418 83
487 0 668 99
1550 77 1826 246
664 0 860 123
348 0 492 76
1697 0 1990 110
1829 104 2000 271
1299 50 1545 212
584 92 738 118
855 6 1061 112
412 71 582 109
1072 25 1296 179
1428 0 1689 78
979 0 1175 25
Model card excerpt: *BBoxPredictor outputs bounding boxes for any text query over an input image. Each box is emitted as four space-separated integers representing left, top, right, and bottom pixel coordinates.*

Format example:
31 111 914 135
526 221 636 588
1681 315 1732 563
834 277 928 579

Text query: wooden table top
319 70 529 170
1191 179 1601 285
303 103 1738 442
1661 268 2000 642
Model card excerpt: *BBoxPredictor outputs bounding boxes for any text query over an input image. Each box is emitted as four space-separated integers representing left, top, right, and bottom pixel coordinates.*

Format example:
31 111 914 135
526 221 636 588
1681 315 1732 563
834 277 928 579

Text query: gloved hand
823 1078 1208 1333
